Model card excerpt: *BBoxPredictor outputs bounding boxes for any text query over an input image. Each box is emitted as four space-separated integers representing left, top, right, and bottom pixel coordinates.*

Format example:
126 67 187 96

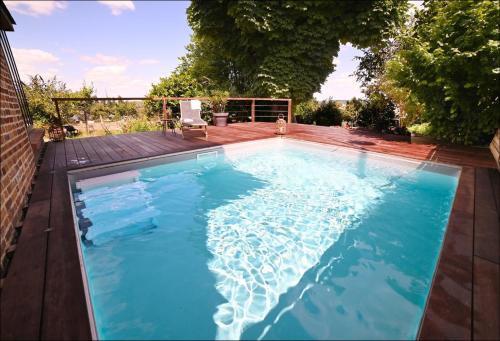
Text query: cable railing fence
50 97 292 140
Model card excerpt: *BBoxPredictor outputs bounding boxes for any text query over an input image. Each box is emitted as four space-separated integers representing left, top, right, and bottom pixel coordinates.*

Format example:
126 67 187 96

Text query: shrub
295 99 342 126
408 122 432 136
314 100 343 126
294 100 319 124
120 117 158 133
355 91 396 132
385 0 500 145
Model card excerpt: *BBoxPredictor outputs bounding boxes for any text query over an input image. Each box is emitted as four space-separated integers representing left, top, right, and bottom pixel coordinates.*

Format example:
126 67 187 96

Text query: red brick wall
0 45 35 267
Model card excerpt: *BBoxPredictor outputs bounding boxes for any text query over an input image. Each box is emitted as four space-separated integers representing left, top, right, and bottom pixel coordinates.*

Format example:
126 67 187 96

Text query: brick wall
0 45 35 268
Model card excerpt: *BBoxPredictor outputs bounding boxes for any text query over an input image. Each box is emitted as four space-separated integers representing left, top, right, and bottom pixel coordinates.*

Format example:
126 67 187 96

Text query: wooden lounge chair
179 100 208 139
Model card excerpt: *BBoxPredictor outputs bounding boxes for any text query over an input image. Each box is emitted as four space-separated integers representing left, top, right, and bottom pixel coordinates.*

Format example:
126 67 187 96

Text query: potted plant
209 90 229 127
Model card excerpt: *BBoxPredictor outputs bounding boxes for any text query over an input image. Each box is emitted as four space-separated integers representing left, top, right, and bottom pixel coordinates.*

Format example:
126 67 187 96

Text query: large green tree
385 0 500 144
23 75 78 125
187 0 408 103
145 65 208 116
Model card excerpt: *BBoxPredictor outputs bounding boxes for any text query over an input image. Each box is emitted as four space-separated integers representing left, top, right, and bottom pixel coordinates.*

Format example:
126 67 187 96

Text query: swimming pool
70 138 460 340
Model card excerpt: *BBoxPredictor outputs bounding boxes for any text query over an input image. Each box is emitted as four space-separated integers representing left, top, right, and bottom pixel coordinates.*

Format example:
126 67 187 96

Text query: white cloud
97 1 135 16
80 53 128 65
12 48 61 81
86 65 127 79
138 58 160 65
83 64 150 96
79 53 158 95
314 72 363 101
5 1 67 17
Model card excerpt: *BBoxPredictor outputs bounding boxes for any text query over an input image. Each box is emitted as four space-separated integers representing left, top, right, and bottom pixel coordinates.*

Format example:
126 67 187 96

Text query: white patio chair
179 100 208 139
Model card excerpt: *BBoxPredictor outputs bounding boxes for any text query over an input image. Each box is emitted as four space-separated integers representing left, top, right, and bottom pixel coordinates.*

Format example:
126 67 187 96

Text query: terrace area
1 1 499 339
0 122 498 340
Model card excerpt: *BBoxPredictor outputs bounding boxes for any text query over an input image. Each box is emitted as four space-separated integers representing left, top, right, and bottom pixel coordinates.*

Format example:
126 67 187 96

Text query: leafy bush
120 117 158 133
385 0 500 145
295 100 319 124
408 122 432 136
295 99 342 126
24 75 75 126
343 97 365 123
355 92 396 132
315 100 343 126
145 68 206 117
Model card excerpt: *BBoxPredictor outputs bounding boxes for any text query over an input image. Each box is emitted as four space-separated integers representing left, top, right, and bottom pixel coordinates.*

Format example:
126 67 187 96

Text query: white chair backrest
180 100 201 120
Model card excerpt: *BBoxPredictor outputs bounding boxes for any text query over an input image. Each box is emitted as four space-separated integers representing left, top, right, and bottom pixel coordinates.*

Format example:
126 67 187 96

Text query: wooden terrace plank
41 141 91 339
1 123 497 341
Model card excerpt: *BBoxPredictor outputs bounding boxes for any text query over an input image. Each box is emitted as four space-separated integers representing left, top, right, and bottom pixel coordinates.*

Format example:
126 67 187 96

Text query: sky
5 0 369 99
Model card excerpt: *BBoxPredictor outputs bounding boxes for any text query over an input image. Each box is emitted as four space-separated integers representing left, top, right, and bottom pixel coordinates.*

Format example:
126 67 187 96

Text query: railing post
287 99 292 123
251 99 255 123
54 100 65 140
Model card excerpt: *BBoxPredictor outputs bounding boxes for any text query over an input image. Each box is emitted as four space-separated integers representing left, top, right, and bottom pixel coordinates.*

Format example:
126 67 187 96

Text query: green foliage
91 99 138 121
295 99 342 126
354 42 401 89
187 0 408 103
294 100 319 123
385 0 500 145
208 90 229 113
343 98 365 122
145 67 208 117
24 75 144 127
72 83 95 121
408 122 432 136
345 93 396 132
120 116 158 134
23 75 74 126
315 100 343 126
357 91 396 131
352 7 425 127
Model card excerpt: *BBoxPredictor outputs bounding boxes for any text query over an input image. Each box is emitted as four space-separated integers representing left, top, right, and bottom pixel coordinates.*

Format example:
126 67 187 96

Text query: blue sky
5 0 365 99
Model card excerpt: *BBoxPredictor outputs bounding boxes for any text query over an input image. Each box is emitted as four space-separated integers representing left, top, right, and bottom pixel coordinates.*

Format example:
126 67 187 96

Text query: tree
379 74 424 127
385 0 500 145
73 83 96 125
23 75 73 126
187 0 408 103
145 66 208 116
353 41 400 89
295 99 343 126
352 4 425 128
355 90 396 131
344 97 365 123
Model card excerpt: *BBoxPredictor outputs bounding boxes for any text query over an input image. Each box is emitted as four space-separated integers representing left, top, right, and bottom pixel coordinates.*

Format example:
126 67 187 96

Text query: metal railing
0 30 32 129
51 97 292 139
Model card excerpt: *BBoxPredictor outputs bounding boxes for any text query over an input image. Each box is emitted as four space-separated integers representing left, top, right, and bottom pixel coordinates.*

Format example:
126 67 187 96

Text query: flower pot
213 112 229 127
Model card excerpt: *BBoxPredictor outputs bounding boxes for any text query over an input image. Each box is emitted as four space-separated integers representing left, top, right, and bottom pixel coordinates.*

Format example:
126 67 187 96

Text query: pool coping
67 136 464 340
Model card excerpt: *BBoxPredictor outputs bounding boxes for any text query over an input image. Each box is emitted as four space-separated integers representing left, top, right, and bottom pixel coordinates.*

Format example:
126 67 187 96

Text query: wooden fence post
251 99 255 123
54 100 65 140
287 99 292 123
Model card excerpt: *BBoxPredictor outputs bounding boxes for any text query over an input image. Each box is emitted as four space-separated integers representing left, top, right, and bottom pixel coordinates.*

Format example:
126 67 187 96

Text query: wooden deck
1 123 498 340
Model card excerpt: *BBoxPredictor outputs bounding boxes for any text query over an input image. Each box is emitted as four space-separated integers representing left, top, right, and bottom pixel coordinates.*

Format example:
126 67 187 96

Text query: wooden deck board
1 123 497 340
0 141 56 340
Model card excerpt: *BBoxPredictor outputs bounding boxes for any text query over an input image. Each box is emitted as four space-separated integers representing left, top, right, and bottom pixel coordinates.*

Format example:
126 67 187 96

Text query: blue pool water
72 139 460 340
